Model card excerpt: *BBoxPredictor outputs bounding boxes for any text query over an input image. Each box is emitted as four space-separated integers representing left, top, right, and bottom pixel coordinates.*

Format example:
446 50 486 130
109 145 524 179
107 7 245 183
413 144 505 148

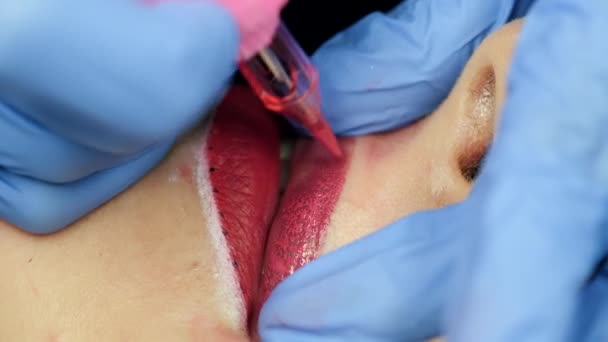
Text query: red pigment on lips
203 86 350 336
205 86 281 323
251 138 353 332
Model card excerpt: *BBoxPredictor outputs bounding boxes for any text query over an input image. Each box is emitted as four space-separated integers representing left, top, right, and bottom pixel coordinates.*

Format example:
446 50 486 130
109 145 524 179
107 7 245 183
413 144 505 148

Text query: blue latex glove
259 0 608 341
0 1 238 233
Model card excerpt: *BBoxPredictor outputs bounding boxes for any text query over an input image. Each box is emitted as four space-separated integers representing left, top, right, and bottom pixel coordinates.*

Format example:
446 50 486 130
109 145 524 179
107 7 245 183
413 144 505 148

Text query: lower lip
252 138 352 333
202 86 351 336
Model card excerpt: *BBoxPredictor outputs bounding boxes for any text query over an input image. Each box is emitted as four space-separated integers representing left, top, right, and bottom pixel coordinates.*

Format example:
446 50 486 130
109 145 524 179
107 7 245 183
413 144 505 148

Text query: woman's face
0 20 521 342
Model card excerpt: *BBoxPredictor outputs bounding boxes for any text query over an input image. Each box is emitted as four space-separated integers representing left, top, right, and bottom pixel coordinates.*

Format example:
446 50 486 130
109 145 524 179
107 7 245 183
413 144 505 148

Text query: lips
254 136 352 327
199 85 350 337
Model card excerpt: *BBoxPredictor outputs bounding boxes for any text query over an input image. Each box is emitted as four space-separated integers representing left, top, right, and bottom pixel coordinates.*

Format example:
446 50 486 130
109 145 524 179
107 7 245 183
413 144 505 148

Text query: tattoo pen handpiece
238 22 342 158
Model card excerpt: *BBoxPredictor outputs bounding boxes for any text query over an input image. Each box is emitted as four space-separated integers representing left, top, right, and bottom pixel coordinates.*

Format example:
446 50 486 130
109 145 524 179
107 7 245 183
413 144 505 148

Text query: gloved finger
579 270 608 341
0 142 172 234
447 1 608 340
259 203 471 342
0 100 126 182
0 0 237 154
312 0 534 136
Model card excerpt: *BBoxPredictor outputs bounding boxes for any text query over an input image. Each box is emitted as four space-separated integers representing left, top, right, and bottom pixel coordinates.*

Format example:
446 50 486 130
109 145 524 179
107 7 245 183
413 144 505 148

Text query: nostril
457 65 496 183
459 141 489 182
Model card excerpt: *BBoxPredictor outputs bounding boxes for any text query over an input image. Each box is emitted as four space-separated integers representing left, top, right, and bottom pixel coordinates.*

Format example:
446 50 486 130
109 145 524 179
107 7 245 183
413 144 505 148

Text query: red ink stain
47 333 61 342
366 118 423 165
177 163 193 184
190 314 248 342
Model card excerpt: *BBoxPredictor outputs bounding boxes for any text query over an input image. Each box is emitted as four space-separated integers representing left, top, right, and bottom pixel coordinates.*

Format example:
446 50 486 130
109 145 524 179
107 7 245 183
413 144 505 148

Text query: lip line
200 85 282 333
200 85 350 338
251 137 352 337
194 128 245 327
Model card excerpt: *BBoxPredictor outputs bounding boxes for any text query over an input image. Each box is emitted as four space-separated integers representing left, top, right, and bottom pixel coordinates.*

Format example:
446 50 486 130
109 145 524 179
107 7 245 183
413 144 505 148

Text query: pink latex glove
146 0 287 60
215 0 288 60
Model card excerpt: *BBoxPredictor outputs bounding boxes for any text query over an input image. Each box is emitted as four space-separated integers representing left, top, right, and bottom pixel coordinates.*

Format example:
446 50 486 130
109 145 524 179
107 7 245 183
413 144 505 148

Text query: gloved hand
0 0 238 234
259 0 608 341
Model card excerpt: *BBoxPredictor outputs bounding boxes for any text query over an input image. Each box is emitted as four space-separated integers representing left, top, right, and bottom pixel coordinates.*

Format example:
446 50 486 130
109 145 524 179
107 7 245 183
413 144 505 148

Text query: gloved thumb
313 0 530 136
258 202 472 342
0 0 239 155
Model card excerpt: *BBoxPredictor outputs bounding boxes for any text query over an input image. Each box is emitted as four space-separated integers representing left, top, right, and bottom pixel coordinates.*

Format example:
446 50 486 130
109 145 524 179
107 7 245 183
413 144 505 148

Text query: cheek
320 66 498 256
320 121 470 255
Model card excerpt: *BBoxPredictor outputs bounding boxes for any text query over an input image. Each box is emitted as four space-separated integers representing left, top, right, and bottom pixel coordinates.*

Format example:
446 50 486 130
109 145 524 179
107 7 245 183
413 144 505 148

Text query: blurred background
282 0 402 54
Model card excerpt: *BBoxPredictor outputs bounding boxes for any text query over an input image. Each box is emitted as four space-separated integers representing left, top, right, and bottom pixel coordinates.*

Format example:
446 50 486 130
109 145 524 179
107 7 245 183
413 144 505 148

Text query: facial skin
319 20 517 255
0 20 521 342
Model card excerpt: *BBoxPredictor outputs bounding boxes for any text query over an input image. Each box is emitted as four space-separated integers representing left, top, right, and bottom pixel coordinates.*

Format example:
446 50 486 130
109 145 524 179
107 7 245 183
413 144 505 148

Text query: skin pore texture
0 20 521 342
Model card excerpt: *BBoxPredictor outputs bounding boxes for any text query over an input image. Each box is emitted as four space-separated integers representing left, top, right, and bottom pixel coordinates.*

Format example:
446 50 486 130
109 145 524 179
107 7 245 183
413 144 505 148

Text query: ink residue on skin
365 119 424 165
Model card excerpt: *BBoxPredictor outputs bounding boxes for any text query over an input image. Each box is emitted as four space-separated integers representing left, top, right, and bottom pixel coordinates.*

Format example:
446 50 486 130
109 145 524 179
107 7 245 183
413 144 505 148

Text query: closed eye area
0 20 522 342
